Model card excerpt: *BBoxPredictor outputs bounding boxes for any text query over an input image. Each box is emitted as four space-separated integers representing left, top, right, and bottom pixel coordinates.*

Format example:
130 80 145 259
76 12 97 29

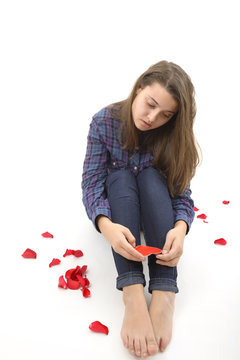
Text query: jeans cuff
148 278 179 294
116 271 146 291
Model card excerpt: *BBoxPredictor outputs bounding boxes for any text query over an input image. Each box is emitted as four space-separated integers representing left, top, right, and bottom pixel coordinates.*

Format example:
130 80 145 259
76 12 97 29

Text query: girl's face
131 82 179 131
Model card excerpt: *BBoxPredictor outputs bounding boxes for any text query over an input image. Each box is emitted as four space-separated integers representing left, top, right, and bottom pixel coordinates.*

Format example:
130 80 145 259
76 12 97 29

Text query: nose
147 110 157 123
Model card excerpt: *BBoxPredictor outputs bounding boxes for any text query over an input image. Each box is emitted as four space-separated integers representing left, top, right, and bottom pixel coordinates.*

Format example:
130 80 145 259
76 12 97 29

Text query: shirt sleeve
81 117 111 232
171 185 195 234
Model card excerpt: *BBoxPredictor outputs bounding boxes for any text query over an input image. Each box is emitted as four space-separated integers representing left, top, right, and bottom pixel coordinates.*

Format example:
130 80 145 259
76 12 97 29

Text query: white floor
1 1 240 359
1 162 239 360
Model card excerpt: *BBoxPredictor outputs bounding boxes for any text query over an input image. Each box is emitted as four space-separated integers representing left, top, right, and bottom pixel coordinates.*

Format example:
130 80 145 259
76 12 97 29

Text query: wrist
174 220 187 235
96 215 112 233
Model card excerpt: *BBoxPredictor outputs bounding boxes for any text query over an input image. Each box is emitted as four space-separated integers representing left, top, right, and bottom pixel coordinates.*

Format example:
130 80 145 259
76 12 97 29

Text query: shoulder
91 105 120 134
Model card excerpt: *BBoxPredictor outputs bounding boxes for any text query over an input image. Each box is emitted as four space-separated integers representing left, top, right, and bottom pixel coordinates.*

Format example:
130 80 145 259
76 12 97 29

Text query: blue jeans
105 167 179 294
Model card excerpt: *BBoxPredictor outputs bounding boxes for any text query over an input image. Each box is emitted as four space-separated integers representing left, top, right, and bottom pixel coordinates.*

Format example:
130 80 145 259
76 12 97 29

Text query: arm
81 119 145 262
81 117 111 231
156 187 194 267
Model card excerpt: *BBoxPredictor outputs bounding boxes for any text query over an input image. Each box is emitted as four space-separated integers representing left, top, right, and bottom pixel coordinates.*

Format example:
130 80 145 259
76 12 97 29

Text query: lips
140 119 151 128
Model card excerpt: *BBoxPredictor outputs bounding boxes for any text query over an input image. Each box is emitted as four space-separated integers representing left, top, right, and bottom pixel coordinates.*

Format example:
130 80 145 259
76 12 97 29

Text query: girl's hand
156 221 187 267
97 216 146 262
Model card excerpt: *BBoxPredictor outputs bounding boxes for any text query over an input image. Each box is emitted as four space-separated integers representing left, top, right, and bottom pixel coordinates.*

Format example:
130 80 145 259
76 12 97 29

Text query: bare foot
148 291 175 352
121 284 158 358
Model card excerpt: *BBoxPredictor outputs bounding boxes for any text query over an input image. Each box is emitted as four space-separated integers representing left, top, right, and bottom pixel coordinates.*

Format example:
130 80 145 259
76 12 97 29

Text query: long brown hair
108 60 201 197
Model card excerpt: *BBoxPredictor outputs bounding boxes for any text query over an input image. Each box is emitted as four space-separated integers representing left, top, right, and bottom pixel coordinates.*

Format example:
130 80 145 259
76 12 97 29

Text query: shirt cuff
92 208 112 233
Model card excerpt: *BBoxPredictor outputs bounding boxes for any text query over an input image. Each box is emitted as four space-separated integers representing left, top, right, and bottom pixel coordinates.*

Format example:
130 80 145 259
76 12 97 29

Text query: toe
147 337 158 355
134 338 141 357
159 336 171 352
140 338 148 358
128 337 135 355
121 333 129 349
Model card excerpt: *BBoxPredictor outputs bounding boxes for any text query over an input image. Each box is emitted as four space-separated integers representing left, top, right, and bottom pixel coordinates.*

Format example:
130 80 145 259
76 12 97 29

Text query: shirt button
113 162 116 166
134 166 138 170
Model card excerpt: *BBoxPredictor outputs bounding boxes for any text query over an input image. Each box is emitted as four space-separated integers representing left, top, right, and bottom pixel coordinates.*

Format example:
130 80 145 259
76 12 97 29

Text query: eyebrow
148 96 176 114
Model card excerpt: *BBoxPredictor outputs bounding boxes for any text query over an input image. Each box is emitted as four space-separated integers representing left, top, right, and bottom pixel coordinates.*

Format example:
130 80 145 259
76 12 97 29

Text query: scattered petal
222 201 230 205
58 275 67 289
49 258 61 267
89 321 108 335
22 248 37 258
135 245 162 256
194 207 199 211
72 250 83 257
42 232 54 238
214 238 227 245
203 220 208 223
63 249 83 257
81 265 87 275
81 287 91 298
63 249 74 257
84 277 90 287
197 213 207 220
67 278 81 290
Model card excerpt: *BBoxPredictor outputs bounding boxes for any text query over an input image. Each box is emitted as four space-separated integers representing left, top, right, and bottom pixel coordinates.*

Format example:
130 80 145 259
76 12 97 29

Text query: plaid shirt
81 106 195 233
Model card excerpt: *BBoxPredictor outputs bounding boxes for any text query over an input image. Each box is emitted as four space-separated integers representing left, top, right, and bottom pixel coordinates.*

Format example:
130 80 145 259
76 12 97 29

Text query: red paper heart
22 248 37 258
49 258 61 267
89 321 109 335
222 201 230 205
58 275 67 289
197 213 207 219
42 232 54 238
135 245 162 256
214 238 227 245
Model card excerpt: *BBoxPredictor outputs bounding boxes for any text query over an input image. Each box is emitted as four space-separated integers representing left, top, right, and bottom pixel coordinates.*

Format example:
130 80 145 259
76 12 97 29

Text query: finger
122 227 136 247
122 242 146 261
120 247 144 261
156 249 177 262
163 232 175 253
156 257 179 267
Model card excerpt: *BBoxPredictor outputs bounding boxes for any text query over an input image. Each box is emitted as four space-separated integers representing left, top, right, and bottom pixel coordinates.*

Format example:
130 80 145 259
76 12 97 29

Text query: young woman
81 60 200 358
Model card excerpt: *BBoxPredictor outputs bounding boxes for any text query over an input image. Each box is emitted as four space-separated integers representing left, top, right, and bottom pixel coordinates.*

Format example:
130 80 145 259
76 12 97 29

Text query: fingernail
163 250 168 254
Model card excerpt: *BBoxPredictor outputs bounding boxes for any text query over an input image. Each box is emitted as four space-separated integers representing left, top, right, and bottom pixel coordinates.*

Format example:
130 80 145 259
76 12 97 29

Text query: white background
1 0 240 359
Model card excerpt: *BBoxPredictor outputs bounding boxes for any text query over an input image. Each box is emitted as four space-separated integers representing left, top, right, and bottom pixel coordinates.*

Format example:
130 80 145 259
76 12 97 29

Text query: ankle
122 284 145 304
151 290 175 306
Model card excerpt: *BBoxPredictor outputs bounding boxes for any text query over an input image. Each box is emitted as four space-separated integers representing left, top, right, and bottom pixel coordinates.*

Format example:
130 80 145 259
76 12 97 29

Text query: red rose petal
214 238 227 245
197 213 207 219
135 245 162 256
63 249 83 257
72 250 83 257
65 266 82 280
63 249 74 257
222 201 230 205
42 231 54 238
81 287 91 297
22 248 37 258
194 207 199 211
89 321 108 335
203 220 208 223
84 277 90 287
58 275 67 289
49 258 61 267
81 265 87 275
67 278 81 290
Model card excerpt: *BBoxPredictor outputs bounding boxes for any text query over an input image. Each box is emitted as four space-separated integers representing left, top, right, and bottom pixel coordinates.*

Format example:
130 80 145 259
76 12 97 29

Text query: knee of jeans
106 169 138 199
137 168 168 196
